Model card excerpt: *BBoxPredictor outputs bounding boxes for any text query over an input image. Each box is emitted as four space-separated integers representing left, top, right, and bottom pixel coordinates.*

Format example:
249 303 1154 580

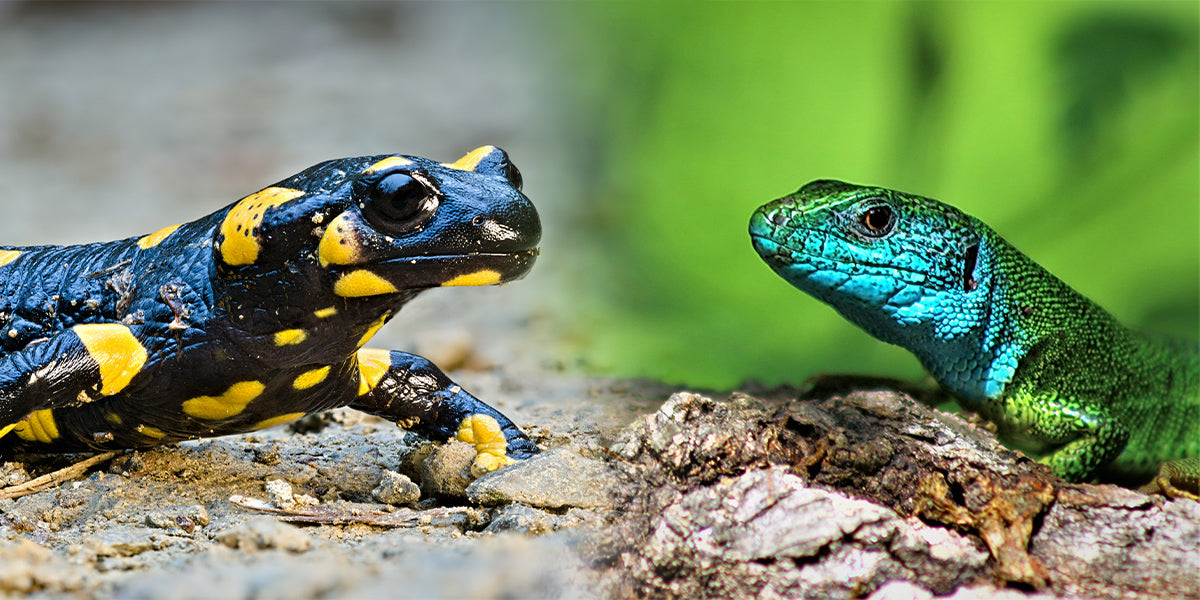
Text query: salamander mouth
317 204 540 291
375 247 540 288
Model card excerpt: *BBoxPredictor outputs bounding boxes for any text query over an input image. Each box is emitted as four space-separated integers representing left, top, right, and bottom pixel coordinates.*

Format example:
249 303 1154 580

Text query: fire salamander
0 146 540 474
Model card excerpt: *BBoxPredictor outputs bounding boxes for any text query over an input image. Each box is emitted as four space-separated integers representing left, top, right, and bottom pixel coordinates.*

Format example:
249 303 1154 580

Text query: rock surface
373 470 422 505
623 466 989 599
467 447 622 509
0 539 84 594
0 373 641 600
216 517 312 553
420 442 478 499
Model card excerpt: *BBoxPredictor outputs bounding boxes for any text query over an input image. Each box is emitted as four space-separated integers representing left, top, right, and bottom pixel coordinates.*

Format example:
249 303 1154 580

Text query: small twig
229 494 472 527
0 451 121 500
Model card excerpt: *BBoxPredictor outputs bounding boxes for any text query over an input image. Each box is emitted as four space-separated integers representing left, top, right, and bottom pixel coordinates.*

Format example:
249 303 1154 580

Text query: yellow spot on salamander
0 422 16 440
443 146 497 172
357 314 389 348
218 187 305 266
14 410 59 443
137 223 182 250
274 329 307 346
0 250 22 267
456 414 515 475
318 212 363 267
363 156 413 175
73 323 148 396
314 307 338 319
334 270 398 298
293 366 331 390
252 412 307 431
441 270 502 287
356 347 391 395
182 381 265 420
138 425 166 439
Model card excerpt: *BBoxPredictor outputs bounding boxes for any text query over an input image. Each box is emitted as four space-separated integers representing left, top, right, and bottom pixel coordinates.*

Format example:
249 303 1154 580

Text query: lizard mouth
751 233 929 285
750 234 788 265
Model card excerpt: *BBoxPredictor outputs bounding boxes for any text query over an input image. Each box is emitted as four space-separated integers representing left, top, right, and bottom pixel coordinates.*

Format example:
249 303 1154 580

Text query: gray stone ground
0 373 660 600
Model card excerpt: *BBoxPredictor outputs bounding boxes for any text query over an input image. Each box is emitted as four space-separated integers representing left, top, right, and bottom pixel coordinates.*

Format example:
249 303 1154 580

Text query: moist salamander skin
0 145 541 474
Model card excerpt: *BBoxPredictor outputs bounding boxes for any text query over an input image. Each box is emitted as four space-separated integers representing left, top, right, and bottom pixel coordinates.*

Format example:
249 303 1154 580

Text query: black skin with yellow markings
0 146 540 472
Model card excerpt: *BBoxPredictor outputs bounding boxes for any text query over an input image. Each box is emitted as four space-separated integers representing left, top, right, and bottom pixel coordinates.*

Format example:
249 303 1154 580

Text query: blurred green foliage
547 1 1198 388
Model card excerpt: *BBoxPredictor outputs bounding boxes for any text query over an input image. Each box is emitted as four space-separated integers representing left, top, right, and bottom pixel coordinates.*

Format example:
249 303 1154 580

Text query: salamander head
214 146 540 298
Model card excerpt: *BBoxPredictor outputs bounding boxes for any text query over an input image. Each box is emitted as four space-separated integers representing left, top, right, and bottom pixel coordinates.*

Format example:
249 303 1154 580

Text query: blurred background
0 1 1195 389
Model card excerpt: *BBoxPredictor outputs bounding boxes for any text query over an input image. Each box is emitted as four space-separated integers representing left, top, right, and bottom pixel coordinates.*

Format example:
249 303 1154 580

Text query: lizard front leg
996 390 1130 483
0 324 147 445
349 348 538 475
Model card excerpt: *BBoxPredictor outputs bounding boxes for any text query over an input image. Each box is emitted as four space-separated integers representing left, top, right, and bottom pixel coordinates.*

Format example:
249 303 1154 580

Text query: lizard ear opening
963 244 979 291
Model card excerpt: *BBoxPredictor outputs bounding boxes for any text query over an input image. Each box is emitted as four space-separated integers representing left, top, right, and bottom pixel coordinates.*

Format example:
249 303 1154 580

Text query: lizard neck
897 230 1007 405
921 231 1129 404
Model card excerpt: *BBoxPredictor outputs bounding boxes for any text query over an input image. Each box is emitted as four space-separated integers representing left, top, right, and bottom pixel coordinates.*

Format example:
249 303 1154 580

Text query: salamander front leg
349 348 539 474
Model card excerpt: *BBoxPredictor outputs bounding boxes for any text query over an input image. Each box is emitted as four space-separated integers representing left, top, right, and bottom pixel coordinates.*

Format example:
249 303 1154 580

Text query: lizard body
749 180 1198 489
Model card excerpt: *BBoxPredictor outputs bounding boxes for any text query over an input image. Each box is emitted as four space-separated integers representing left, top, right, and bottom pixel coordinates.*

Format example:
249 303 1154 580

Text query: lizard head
749 179 989 347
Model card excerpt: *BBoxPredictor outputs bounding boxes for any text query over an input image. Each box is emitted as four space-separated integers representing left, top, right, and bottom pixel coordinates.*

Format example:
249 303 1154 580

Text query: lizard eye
859 205 895 237
362 172 439 233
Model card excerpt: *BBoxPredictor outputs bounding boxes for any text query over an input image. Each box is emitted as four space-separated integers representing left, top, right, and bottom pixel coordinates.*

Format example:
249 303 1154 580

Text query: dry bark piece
608 387 1200 600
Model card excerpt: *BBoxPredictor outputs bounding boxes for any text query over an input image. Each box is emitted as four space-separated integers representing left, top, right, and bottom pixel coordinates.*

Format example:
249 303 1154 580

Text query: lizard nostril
770 211 789 227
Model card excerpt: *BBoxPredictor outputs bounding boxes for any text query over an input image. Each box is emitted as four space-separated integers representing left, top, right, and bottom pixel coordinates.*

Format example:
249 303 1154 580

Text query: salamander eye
859 205 895 237
363 172 439 233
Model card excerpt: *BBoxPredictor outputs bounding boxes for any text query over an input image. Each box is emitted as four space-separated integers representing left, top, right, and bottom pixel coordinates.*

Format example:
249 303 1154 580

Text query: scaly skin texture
749 180 1199 487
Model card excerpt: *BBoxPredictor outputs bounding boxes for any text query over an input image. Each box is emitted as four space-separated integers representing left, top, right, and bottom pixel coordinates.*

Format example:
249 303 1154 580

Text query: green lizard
749 180 1199 497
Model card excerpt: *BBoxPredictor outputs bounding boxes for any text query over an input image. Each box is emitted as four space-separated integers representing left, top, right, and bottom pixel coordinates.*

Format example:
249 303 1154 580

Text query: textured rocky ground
5 377 1198 600
0 373 660 600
